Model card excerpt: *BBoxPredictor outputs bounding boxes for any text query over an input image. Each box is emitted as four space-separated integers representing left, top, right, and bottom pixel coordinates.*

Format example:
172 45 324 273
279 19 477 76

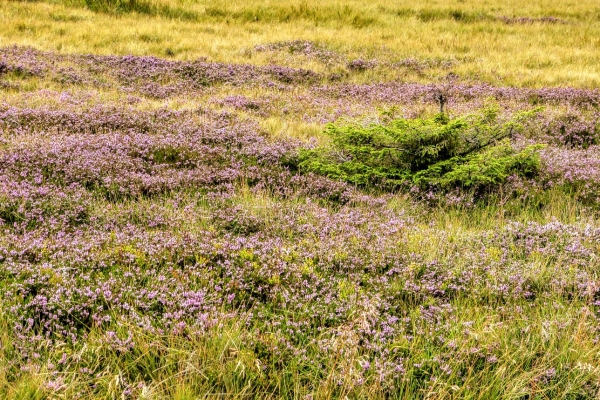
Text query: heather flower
1 44 600 398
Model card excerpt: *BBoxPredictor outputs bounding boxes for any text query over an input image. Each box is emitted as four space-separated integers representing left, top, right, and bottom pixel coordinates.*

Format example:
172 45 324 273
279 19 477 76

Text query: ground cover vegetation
1 0 600 398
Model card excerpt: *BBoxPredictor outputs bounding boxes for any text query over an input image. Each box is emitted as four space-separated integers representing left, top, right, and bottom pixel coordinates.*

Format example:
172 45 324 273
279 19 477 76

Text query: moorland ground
1 0 600 398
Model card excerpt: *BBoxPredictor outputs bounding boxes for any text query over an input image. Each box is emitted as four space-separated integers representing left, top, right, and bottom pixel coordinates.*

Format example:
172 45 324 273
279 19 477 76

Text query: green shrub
297 107 543 194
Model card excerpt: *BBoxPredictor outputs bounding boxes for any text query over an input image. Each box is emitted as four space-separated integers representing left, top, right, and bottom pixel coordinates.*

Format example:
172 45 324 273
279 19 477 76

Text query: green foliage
414 141 544 189
297 107 544 193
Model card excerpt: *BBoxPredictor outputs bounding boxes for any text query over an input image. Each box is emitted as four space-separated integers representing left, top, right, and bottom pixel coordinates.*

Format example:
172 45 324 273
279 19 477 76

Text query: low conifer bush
296 106 544 195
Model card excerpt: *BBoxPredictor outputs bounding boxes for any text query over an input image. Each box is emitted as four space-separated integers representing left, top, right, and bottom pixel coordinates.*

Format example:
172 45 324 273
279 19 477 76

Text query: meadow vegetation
1 0 600 399
1 0 600 86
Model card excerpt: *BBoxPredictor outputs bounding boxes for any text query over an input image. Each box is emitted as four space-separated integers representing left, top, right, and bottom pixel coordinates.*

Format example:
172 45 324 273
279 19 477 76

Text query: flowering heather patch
538 109 600 148
254 42 458 77
540 146 600 204
254 40 345 66
0 105 304 202
312 82 600 108
213 95 270 116
347 58 379 72
0 46 321 99
498 16 567 25
2 46 600 398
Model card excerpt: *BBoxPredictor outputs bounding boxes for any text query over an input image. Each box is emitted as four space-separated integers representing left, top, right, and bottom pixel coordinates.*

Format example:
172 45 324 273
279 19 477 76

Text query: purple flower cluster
2 46 600 396
313 82 600 108
0 46 321 99
254 40 344 65
538 110 600 148
499 16 566 24
540 145 600 203
347 58 379 71
0 104 307 202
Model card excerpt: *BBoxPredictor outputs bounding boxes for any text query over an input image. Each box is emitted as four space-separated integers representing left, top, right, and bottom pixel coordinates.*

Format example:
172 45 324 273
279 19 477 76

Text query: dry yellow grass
1 0 600 87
